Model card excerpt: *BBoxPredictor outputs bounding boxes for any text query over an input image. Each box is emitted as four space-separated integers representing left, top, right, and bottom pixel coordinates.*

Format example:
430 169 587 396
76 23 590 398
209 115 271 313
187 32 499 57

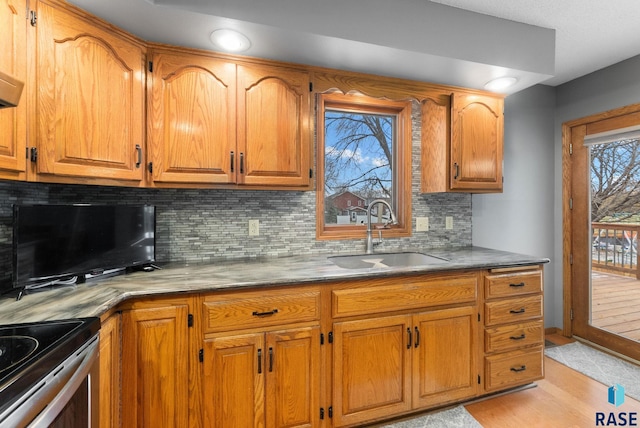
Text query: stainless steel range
0 318 100 427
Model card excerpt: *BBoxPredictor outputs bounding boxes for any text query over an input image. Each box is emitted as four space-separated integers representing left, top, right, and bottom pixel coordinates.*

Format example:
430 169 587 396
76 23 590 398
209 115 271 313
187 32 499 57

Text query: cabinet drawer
485 347 543 392
332 274 477 317
484 295 542 326
202 289 321 333
485 320 544 353
485 270 542 299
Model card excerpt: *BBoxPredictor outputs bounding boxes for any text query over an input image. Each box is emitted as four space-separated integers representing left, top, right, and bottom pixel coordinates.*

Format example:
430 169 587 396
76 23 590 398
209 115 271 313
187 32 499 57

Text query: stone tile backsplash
0 180 471 286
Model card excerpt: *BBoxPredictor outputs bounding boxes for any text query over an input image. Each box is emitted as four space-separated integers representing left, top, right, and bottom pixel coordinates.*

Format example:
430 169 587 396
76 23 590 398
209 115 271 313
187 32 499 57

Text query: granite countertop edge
0 246 550 325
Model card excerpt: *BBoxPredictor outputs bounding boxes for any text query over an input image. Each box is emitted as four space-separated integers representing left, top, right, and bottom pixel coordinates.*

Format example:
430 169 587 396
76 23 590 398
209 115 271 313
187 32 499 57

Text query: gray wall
472 85 557 327
473 54 640 330
552 55 640 329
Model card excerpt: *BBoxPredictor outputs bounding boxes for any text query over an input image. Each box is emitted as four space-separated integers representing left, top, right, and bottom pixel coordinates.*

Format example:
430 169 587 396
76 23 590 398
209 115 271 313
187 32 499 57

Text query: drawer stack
483 268 544 392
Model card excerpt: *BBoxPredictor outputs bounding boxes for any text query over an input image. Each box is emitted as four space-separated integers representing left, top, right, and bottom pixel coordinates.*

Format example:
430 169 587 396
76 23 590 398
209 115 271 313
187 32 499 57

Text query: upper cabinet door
450 93 504 192
237 64 311 187
0 0 27 180
147 49 236 186
35 0 145 183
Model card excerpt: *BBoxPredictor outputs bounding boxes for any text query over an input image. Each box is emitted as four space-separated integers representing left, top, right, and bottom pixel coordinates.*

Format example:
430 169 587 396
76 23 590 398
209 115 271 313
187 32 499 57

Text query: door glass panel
589 134 640 341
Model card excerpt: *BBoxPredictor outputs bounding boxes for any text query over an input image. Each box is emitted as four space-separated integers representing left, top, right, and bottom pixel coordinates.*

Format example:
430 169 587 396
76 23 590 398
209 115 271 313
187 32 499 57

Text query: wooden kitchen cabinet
421 91 504 193
236 63 311 187
33 0 146 185
200 287 322 427
0 0 27 181
450 92 504 191
146 48 236 185
121 298 191 428
99 312 121 428
203 326 321 428
333 308 478 427
147 47 311 189
331 273 480 427
483 266 544 392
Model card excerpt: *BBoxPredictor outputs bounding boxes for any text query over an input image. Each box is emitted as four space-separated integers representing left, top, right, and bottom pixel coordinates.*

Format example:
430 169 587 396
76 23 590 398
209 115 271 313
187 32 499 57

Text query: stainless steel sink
328 252 449 269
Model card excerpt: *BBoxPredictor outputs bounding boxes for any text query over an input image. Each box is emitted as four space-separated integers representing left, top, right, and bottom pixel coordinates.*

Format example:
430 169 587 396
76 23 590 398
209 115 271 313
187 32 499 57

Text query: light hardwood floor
466 334 640 427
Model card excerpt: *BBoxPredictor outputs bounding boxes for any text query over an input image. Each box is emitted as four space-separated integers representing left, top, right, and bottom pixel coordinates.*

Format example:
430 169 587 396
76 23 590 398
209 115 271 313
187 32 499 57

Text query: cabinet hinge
477 313 481 322
199 348 204 363
328 331 333 344
328 406 333 418
569 143 573 155
478 375 481 385
320 333 324 345
570 253 573 265
29 147 38 163
570 308 574 321
188 313 194 327
309 169 313 179
29 10 37 26
148 61 153 73
569 198 573 210
148 162 153 174
309 82 313 92
320 408 324 420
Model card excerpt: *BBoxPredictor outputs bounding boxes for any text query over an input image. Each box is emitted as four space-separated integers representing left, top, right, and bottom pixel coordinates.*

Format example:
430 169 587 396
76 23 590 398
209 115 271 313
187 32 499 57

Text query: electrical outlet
416 217 429 232
248 219 259 236
445 216 453 230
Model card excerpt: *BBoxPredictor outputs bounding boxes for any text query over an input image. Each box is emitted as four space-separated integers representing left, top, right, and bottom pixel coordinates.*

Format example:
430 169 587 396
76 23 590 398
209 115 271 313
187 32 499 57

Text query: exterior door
566 104 640 360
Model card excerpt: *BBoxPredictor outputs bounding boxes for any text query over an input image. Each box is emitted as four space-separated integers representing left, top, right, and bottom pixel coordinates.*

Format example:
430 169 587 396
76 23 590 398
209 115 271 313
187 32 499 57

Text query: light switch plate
445 216 453 230
416 217 429 232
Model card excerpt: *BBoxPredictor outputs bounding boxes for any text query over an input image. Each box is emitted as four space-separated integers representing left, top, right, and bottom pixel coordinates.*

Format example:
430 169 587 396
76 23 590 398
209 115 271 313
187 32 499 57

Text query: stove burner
0 336 39 374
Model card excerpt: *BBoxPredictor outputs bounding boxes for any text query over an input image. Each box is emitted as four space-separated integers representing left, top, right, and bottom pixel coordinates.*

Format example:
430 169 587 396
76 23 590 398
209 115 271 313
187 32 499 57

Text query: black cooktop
0 318 100 416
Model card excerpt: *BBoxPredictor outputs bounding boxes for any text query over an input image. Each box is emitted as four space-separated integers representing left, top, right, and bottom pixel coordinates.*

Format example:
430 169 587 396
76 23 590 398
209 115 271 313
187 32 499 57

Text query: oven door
1 333 99 427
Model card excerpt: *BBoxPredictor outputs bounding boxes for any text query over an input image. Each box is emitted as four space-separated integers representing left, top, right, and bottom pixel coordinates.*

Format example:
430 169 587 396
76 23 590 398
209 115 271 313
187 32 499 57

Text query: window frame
316 92 413 241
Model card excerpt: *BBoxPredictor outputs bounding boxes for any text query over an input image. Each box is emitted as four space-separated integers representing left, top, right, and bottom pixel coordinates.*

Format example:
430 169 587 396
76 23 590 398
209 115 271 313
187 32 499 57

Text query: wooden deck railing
592 222 640 279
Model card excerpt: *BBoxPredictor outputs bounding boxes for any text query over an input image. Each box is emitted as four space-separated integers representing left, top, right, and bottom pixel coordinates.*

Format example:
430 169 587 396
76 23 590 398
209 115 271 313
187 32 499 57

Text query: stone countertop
0 246 549 325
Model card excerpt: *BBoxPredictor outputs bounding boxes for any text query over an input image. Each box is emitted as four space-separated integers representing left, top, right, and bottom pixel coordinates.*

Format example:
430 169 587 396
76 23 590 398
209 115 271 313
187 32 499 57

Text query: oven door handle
27 334 100 427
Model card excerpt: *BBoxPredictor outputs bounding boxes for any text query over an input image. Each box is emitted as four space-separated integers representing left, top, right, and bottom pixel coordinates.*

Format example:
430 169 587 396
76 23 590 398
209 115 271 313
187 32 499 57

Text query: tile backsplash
0 181 470 267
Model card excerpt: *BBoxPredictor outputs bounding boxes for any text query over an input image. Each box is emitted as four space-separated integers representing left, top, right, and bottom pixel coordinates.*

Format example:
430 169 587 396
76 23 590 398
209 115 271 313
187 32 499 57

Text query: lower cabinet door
266 327 321 428
121 303 190 428
333 315 413 427
412 306 479 408
203 333 266 428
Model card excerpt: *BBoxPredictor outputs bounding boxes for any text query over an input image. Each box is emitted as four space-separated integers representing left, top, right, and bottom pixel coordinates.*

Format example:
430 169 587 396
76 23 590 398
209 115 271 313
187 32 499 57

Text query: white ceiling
66 0 640 95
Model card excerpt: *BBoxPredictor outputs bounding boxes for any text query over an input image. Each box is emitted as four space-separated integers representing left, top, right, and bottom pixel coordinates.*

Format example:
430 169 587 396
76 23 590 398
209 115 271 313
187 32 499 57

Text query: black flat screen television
11 204 155 292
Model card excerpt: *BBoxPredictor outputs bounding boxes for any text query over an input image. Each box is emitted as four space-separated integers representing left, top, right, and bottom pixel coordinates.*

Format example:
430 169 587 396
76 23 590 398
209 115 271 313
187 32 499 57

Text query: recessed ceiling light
484 76 518 91
210 29 251 53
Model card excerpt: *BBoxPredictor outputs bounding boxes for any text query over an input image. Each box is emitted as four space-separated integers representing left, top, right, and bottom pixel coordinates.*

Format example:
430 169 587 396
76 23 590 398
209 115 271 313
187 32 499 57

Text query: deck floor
592 271 640 341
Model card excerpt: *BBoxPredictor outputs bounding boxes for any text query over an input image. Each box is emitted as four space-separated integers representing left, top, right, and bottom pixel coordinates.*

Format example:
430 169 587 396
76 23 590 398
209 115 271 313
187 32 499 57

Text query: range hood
0 70 24 109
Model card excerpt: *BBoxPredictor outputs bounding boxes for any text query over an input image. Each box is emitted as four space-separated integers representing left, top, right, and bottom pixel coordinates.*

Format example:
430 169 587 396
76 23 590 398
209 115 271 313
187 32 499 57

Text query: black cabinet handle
407 328 412 349
509 282 526 287
135 144 142 168
240 152 245 174
453 162 459 179
510 308 526 314
510 365 527 373
414 326 420 348
230 151 235 173
510 334 526 340
252 309 279 317
269 347 273 372
257 349 262 374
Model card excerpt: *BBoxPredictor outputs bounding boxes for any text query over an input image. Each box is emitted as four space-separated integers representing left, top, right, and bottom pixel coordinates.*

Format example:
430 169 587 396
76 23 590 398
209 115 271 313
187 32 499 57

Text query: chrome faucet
365 199 398 254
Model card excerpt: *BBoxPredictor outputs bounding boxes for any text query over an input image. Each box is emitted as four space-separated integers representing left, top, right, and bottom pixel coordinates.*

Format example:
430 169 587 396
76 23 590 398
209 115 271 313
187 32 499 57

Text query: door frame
563 102 640 358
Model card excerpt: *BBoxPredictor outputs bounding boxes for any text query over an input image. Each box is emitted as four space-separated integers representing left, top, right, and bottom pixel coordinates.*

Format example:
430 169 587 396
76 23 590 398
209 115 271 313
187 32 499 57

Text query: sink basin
328 252 449 269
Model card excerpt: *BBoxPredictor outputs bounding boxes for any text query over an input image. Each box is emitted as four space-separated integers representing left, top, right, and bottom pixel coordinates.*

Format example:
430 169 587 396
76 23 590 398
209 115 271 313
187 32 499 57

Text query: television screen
12 204 155 290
